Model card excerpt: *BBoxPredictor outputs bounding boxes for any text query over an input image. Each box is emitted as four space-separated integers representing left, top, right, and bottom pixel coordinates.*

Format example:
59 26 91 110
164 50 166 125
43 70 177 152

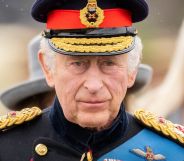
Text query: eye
71 61 87 67
99 59 120 74
66 60 89 74
102 60 116 66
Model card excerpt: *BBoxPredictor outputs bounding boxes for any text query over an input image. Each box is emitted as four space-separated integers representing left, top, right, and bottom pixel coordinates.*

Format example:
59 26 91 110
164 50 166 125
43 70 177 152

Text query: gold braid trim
134 109 184 145
0 107 42 131
50 36 133 53
51 36 132 45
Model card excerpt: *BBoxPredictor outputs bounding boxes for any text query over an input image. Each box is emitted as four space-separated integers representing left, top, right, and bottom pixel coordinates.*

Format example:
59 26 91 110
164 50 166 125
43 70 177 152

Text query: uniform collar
49 97 128 153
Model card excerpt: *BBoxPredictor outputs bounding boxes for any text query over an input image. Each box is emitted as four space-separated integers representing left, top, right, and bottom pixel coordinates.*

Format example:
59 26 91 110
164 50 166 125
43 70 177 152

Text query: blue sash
98 129 184 161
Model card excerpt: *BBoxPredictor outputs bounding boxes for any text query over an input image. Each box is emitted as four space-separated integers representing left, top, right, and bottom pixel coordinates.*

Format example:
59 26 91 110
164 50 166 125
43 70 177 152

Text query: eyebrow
65 55 124 62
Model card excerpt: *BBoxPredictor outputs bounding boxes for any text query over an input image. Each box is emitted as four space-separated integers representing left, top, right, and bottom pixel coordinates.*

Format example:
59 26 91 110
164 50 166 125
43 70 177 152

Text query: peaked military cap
31 0 149 55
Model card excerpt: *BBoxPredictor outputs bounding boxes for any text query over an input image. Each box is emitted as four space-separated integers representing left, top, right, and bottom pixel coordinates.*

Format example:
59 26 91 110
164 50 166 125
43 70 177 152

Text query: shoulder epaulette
134 109 184 146
0 107 42 131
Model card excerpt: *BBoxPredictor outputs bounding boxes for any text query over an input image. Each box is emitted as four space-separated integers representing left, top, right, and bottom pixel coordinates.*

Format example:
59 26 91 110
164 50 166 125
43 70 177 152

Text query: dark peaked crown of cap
31 0 149 23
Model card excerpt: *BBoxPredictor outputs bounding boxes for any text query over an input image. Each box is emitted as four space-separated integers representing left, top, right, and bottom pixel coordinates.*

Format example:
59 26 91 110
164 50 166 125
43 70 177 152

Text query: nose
83 66 103 94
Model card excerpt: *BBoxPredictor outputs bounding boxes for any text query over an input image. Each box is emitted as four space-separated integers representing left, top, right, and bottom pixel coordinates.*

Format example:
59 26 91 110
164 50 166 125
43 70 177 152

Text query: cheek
54 66 80 98
57 79 78 96
107 71 129 98
104 71 129 114
54 72 83 121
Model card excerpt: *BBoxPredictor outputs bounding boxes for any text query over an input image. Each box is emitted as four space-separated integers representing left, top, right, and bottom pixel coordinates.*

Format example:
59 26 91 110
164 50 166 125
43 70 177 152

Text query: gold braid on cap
50 36 133 53
0 107 42 131
134 109 184 145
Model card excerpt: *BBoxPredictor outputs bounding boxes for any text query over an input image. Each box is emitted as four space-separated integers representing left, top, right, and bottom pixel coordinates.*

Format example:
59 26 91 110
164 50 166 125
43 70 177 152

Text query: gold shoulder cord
0 107 42 131
134 109 184 145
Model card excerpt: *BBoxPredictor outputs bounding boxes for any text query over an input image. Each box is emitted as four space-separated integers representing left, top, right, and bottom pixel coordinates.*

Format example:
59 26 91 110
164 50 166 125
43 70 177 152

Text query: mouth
77 100 108 111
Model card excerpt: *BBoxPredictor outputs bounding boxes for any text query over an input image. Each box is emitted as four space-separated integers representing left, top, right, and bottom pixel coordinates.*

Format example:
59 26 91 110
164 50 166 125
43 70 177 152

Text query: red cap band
47 9 132 29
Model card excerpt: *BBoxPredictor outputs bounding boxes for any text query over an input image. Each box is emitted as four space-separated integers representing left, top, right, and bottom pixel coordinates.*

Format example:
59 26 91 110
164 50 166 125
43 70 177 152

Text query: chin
77 115 112 131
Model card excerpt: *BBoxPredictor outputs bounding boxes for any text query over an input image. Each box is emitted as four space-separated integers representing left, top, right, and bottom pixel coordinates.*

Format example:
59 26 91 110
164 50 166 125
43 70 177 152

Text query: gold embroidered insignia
134 109 184 145
80 0 104 28
131 146 166 161
0 107 42 131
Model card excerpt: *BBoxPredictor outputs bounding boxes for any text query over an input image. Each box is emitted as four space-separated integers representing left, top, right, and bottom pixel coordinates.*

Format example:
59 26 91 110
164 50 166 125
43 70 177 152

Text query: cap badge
80 0 104 28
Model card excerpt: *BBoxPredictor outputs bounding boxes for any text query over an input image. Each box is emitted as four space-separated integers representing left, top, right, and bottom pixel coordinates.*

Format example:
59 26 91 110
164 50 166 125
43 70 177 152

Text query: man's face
40 54 137 130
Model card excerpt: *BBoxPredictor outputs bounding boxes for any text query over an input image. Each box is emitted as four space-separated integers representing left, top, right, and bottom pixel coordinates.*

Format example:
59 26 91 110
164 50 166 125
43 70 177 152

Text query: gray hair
40 36 142 73
128 36 143 72
40 38 56 72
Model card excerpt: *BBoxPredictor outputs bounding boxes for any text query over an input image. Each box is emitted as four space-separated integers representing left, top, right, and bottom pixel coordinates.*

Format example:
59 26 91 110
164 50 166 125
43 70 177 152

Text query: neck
49 96 128 152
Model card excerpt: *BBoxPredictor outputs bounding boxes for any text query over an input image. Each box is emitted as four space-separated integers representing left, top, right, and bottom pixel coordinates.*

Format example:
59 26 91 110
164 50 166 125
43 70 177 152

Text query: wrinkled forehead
56 53 128 62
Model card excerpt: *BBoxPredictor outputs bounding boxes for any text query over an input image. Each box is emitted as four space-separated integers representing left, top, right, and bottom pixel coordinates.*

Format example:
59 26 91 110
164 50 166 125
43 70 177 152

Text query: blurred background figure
0 35 54 111
0 25 37 114
128 20 184 124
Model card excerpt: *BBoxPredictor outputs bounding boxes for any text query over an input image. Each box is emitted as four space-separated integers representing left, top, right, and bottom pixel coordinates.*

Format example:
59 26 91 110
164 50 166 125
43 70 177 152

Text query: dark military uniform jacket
0 97 184 161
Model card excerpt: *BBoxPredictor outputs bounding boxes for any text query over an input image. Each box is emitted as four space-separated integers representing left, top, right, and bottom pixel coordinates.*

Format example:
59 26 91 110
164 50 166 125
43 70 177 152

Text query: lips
80 100 107 104
77 99 109 104
77 100 109 111
77 97 110 102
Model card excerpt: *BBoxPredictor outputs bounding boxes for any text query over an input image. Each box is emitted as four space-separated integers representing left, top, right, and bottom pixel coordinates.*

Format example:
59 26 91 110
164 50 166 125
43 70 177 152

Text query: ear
127 69 137 88
38 51 55 87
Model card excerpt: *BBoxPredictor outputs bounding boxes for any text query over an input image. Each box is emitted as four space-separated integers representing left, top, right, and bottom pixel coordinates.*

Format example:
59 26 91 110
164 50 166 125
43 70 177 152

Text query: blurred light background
0 0 184 116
